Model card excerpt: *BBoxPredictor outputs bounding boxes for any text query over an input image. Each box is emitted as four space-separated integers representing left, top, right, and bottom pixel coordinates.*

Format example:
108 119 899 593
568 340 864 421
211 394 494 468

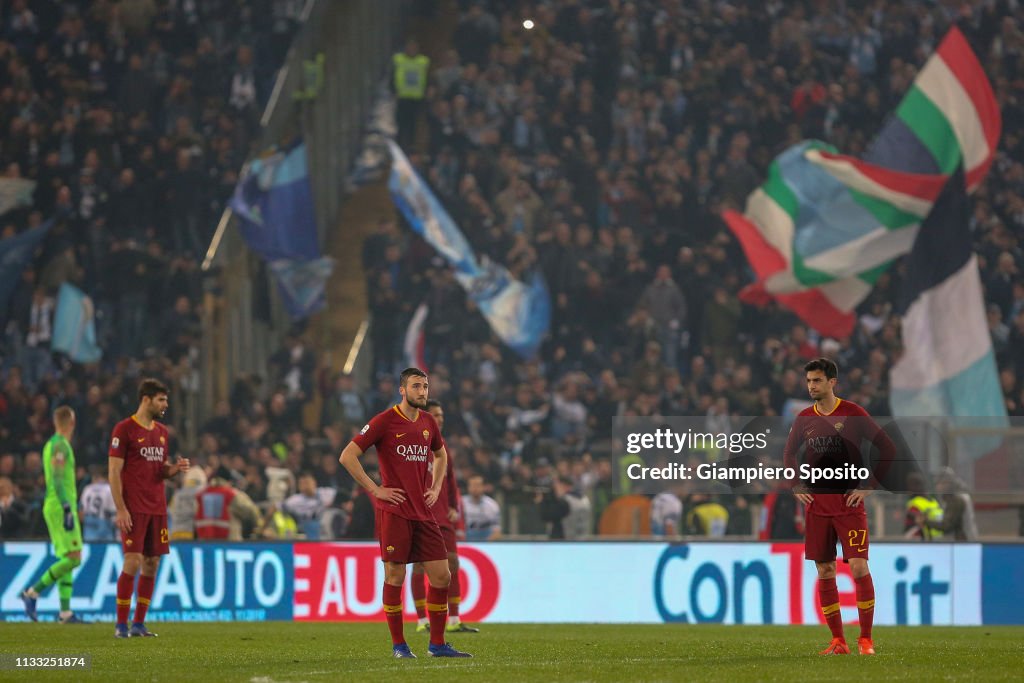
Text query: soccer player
109 378 190 638
411 399 479 634
21 406 84 624
339 368 471 659
784 358 895 656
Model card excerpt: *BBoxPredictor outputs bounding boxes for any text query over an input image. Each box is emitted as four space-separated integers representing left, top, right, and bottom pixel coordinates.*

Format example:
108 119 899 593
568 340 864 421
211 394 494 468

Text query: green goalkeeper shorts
43 501 83 557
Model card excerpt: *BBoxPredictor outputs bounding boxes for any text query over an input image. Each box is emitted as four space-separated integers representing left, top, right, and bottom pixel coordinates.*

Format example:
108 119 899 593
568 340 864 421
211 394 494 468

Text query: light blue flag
268 256 335 321
51 282 102 364
0 177 35 217
387 141 550 357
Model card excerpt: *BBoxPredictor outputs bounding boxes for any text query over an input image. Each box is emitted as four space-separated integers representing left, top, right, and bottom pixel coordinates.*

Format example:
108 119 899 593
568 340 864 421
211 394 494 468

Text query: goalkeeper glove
62 503 75 531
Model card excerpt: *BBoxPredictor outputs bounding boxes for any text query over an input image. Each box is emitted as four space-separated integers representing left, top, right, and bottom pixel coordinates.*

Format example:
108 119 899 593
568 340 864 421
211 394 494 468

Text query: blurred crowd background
2 0 1023 542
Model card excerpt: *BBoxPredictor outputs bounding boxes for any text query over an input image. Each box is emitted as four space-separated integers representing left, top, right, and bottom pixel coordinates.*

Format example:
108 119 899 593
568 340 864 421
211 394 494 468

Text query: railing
198 0 407 434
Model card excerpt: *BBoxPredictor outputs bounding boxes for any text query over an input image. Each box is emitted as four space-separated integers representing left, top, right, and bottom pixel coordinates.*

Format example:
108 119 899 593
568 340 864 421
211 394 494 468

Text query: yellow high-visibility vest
393 53 430 99
907 495 943 540
618 454 644 495
272 510 298 539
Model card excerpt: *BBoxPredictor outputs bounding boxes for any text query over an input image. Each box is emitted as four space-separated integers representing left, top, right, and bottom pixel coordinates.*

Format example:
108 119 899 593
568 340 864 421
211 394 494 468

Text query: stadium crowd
0 0 309 538
370 0 1024 537
3 0 1024 541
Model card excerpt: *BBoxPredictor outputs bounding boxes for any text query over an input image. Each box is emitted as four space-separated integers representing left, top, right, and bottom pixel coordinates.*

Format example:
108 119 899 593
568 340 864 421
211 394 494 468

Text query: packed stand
362 0 1024 537
0 0 306 537
4 0 1024 543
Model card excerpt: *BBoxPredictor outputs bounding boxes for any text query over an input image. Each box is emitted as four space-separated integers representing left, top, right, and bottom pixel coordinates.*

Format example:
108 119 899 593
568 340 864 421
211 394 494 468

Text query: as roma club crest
422 430 430 441
834 422 844 431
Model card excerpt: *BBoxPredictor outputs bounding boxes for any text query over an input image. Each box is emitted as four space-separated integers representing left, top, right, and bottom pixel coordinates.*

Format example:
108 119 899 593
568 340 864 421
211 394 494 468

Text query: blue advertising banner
981 544 1024 625
0 542 293 623
2 541 1020 624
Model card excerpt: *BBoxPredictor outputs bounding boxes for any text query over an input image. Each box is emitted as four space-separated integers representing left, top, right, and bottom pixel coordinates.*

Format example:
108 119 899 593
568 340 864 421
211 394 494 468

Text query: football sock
32 556 77 593
134 574 155 624
818 577 844 640
411 571 427 619
448 568 461 622
383 583 405 645
426 585 448 646
116 572 135 625
58 573 73 613
855 574 875 639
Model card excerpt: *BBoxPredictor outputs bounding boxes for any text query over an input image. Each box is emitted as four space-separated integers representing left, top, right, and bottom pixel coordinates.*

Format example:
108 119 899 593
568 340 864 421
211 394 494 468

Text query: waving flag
230 140 333 320
51 282 102 364
403 302 429 371
387 141 550 358
889 168 1004 420
724 141 927 337
724 27 999 338
231 141 320 262
0 178 35 217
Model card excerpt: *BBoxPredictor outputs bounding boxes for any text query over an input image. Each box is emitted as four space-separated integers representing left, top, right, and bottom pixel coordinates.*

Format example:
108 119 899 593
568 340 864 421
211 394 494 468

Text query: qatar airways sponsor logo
293 543 499 622
139 446 165 462
806 435 845 454
397 444 429 462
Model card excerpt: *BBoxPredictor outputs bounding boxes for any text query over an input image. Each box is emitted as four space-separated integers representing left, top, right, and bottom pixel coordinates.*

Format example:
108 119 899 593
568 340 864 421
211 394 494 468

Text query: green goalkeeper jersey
43 433 76 508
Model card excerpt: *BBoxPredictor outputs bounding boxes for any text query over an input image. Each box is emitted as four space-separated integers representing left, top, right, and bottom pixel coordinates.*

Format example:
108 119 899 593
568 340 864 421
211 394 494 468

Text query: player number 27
848 529 867 548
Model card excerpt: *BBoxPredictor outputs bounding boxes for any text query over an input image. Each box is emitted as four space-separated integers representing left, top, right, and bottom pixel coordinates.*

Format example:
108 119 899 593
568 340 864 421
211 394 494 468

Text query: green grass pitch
1 623 1022 681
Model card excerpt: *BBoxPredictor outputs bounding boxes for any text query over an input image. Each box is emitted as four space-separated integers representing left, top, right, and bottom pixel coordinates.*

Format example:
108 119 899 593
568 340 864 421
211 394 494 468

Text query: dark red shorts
804 509 869 562
439 524 458 554
121 512 170 556
376 508 447 564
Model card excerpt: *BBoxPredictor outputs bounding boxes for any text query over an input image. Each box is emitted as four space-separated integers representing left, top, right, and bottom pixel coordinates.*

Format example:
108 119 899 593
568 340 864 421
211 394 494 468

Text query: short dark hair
399 367 427 386
804 358 838 380
138 378 169 402
425 399 442 410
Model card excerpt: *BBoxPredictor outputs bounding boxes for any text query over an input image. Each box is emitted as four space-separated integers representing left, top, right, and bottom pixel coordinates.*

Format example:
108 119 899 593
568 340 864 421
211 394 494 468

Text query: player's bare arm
162 458 191 479
108 457 131 533
783 417 813 505
445 444 460 522
846 489 871 506
425 446 447 507
339 441 406 504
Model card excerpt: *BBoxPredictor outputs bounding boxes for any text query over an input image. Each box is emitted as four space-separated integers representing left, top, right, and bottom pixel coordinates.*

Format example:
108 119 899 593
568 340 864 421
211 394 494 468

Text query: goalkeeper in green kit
21 406 84 623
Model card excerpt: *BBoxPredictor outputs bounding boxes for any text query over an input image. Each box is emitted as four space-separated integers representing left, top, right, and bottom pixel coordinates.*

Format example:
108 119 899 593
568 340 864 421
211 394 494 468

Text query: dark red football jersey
108 416 170 514
426 446 460 529
783 398 896 515
351 405 444 521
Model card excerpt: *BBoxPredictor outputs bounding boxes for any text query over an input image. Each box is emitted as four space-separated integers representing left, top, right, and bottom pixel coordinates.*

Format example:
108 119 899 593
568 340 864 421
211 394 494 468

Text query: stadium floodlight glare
522 19 535 30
